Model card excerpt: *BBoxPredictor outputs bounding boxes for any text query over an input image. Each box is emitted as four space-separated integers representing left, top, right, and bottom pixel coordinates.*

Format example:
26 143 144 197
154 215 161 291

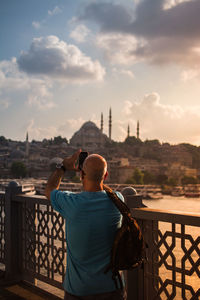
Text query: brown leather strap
103 184 132 220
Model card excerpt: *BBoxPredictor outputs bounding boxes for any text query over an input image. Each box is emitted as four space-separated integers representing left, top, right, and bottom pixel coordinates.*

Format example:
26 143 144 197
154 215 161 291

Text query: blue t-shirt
51 189 124 296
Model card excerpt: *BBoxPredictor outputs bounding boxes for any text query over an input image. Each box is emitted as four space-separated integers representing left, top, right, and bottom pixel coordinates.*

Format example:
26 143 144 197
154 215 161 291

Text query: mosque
23 108 140 155
70 108 140 149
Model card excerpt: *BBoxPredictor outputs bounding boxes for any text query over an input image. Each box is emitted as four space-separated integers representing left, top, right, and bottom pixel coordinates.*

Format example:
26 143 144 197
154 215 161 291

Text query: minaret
25 132 29 157
137 121 139 139
127 124 130 138
109 108 112 140
101 113 103 133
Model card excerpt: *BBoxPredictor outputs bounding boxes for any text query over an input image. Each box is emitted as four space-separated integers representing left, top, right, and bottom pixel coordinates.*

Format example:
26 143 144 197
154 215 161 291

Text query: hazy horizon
1 0 200 145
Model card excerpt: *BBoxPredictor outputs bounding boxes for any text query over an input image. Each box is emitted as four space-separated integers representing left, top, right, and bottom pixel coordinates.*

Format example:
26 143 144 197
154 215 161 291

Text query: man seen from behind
45 150 126 300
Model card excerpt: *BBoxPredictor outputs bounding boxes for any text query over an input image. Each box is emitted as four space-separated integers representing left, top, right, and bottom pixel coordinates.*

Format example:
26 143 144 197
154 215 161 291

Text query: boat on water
139 186 163 200
185 191 200 198
184 184 200 198
171 186 185 197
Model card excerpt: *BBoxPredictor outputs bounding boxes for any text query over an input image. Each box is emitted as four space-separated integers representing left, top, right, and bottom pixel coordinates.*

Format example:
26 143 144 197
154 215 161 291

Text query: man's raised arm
45 149 81 200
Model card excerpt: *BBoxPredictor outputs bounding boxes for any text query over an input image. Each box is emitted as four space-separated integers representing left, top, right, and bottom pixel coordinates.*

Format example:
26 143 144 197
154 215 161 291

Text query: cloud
0 99 10 110
70 24 90 43
163 0 191 10
122 93 200 144
17 36 105 82
122 100 133 115
0 58 55 110
26 81 55 110
32 6 62 30
80 0 200 69
112 68 135 79
96 33 144 64
32 21 41 29
26 117 98 141
26 119 59 140
181 69 200 82
79 2 134 33
48 6 62 16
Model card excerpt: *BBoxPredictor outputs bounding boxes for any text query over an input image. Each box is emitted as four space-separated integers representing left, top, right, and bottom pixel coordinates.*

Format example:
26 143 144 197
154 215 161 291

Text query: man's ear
104 171 108 181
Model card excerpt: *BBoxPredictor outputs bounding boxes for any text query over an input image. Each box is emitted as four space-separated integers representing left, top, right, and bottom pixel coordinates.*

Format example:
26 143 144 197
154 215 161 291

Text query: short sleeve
50 189 74 219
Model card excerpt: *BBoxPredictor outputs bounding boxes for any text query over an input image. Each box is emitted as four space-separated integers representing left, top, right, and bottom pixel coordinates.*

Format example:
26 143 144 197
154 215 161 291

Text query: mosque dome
10 149 25 159
70 121 109 149
81 121 99 130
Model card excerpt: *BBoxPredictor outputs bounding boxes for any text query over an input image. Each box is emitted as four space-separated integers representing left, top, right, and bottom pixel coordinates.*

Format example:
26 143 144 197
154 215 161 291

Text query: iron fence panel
20 196 66 290
133 209 200 300
0 192 5 266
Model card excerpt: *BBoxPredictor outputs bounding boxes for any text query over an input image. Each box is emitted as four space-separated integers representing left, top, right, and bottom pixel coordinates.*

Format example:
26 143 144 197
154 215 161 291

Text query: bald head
82 154 107 183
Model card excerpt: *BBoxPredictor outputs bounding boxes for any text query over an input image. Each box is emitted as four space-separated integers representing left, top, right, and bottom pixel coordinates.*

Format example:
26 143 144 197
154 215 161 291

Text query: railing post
5 181 23 281
121 187 146 300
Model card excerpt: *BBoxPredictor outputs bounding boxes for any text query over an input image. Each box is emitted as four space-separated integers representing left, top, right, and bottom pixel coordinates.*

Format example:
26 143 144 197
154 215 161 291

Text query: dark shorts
64 289 127 300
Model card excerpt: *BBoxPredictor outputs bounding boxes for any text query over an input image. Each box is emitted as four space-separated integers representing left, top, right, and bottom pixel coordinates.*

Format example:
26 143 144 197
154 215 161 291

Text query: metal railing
0 192 5 267
1 183 200 299
128 208 200 300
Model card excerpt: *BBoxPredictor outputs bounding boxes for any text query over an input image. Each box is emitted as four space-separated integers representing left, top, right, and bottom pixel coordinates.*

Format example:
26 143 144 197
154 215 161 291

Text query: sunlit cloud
70 24 90 43
0 58 55 110
181 69 200 82
26 119 59 140
81 0 200 70
122 93 200 144
163 0 192 10
18 36 105 82
96 33 144 65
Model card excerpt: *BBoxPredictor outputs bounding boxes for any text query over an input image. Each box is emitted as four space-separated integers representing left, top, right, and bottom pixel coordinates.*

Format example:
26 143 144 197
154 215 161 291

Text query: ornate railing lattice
2 188 200 300
135 210 200 300
0 192 5 266
21 197 66 289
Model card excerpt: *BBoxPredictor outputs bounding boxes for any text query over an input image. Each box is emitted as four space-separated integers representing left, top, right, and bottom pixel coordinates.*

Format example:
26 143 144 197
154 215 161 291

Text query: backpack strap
112 271 123 290
103 184 132 220
103 184 143 243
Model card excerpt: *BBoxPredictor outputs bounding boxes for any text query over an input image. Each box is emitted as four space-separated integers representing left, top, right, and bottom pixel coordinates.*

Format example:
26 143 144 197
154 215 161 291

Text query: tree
167 177 178 186
11 161 27 178
0 136 8 146
53 136 68 145
124 136 142 145
125 177 135 184
144 139 161 146
143 170 155 184
155 174 168 185
181 176 198 185
132 168 144 184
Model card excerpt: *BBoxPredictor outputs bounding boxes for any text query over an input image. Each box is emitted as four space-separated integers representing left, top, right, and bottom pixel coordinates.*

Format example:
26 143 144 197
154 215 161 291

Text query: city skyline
1 0 200 145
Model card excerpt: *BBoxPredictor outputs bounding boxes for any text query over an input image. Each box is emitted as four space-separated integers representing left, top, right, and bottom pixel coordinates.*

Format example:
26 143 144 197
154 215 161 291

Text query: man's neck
83 181 104 192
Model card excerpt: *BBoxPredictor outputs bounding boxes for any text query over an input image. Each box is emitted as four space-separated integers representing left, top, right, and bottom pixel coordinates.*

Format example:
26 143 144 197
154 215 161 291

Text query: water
143 195 200 214
143 196 200 299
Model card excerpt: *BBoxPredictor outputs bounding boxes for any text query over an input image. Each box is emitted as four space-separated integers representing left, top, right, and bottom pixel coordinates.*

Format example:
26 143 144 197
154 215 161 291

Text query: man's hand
45 149 81 200
63 149 81 171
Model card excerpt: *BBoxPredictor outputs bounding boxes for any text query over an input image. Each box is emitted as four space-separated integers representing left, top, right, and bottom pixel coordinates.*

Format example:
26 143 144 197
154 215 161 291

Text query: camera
78 151 88 170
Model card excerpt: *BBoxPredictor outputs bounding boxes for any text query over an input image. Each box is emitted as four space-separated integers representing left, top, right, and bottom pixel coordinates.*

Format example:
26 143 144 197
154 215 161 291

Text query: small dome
10 149 25 159
49 157 63 165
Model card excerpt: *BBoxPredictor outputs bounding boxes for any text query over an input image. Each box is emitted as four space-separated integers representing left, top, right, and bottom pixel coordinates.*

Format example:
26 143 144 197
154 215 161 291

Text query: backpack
103 184 145 289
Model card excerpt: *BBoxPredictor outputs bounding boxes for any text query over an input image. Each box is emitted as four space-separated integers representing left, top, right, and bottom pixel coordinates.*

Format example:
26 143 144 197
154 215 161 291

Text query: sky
1 0 200 145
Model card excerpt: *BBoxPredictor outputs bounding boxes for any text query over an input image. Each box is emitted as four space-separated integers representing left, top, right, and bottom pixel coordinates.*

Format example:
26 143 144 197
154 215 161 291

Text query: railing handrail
132 207 200 226
11 192 200 227
14 193 48 204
